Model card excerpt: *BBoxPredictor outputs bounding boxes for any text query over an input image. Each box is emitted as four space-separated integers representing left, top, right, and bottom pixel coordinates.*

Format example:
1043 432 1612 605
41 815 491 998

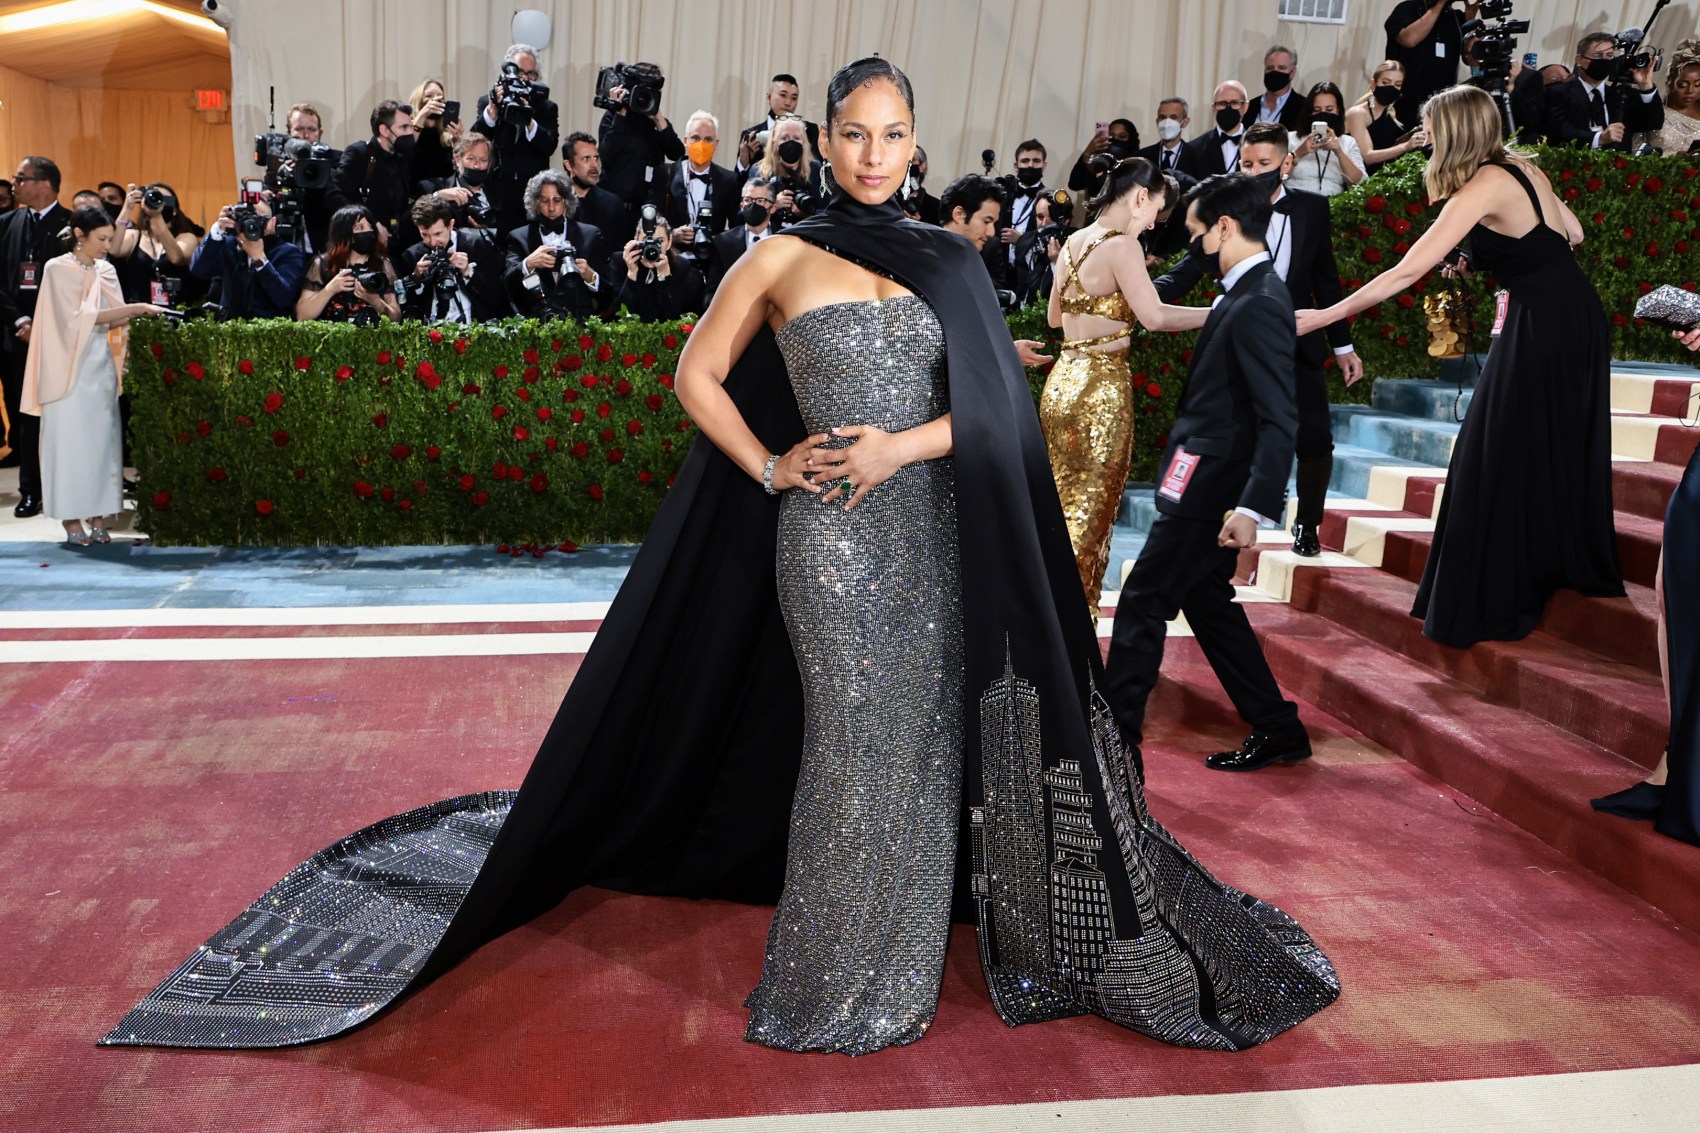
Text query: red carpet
5 637 1700 1131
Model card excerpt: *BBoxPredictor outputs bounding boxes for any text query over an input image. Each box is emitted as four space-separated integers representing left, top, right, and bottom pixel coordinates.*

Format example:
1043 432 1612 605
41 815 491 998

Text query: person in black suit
329 100 418 248
607 214 705 323
1545 32 1664 152
504 170 606 320
1183 81 1251 178
907 146 942 225
473 44 561 235
1385 0 1476 128
394 196 508 323
1140 97 1204 181
286 103 335 251
187 196 308 320
562 132 628 237
661 111 742 272
415 133 500 236
982 139 1049 286
1105 172 1309 773
0 156 68 515
1247 45 1310 133
733 74 823 175
596 61 685 232
1154 123 1362 557
705 179 776 301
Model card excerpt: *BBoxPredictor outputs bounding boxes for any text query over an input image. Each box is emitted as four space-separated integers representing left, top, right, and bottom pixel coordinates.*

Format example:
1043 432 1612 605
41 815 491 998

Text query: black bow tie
1015 184 1040 198
689 171 711 183
1272 197 1294 216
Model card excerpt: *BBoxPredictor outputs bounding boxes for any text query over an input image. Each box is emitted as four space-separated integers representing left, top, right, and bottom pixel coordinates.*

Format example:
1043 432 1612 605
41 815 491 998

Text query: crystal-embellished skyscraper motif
1044 758 1113 1001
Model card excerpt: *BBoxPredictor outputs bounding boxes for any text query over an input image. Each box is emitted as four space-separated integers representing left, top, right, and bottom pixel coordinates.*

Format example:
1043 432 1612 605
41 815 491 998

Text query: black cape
104 195 1338 1051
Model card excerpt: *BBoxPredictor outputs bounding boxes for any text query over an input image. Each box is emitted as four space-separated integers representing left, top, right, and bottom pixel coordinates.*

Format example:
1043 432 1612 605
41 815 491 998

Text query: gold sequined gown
745 296 963 1055
1040 229 1137 617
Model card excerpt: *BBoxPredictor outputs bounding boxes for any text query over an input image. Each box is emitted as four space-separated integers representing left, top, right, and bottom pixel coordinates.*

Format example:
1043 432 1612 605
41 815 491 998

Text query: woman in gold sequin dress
1042 154 1210 614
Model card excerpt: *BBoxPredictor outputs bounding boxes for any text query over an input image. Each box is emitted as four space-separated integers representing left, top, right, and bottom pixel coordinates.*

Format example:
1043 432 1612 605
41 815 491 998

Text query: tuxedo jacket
1182 129 1247 178
659 161 742 234
473 93 562 233
706 224 770 298
1138 141 1205 183
394 230 509 322
501 219 607 319
574 184 630 243
980 179 1047 285
1246 90 1309 134
1545 77 1664 151
1154 188 1348 368
1508 67 1549 143
1155 258 1298 522
0 202 70 355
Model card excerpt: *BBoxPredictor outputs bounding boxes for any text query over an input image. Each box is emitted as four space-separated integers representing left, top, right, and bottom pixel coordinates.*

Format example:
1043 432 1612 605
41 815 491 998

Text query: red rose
563 388 580 403
626 419 643 436
514 426 530 441
459 474 476 490
1404 201 1422 217
601 427 616 442
523 365 540 383
517 388 532 402
263 392 283 414
195 419 211 438
533 406 551 422
1647 242 1662 257
1614 157 1627 169
463 383 482 395
607 448 625 464
206 466 227 483
597 343 614 362
152 490 170 508
1593 212 1606 225
236 358 255 375
333 364 353 382
618 352 636 367
509 464 524 480
1365 195 1386 213
293 468 306 480
551 338 564 353
1627 172 1642 188
658 374 675 389
428 329 444 344
353 480 373 497
492 461 508 480
571 408 586 423
546 436 559 451
372 412 388 428
273 429 290 446
472 491 490 506
492 405 508 420
524 348 540 364
557 353 582 372
642 352 657 368
646 393 664 411
597 402 612 418
1145 383 1162 399
256 499 274 516
529 473 549 494
614 379 633 396
662 334 678 349
579 334 595 350
571 442 590 459
1363 248 1384 264
588 483 605 500
676 420 692 432
638 469 654 484
400 498 413 511
150 343 164 360
186 361 206 380
376 350 393 365
417 360 437 380
1612 312 1630 326
1624 226 1636 239
293 356 312 371
424 446 440 461
680 322 695 334
1614 256 1629 267
1677 242 1691 255
380 486 395 502
162 368 177 385
1587 177 1603 191
493 364 509 379
454 337 469 355
391 443 410 460
1397 294 1416 308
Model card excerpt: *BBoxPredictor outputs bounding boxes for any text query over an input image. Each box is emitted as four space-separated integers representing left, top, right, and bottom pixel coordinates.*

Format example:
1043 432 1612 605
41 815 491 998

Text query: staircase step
1237 602 1700 933
1372 377 1474 421
1373 506 1660 592
1613 458 1684 522
1610 413 1700 465
1339 411 1460 467
1285 567 1666 766
1329 444 1440 501
1610 369 1700 417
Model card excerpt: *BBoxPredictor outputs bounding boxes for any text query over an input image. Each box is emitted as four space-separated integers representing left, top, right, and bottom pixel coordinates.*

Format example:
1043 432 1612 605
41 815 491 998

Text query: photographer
984 139 1050 286
562 131 627 236
1385 1 1479 126
409 77 462 185
395 195 507 324
295 205 399 325
706 179 776 300
329 100 417 245
662 111 740 254
504 170 606 320
1546 31 1664 151
285 102 335 249
417 134 499 234
187 194 306 320
110 181 204 307
907 146 941 225
753 116 823 224
735 73 823 174
609 208 705 323
596 61 685 231
1011 190 1066 308
473 44 561 235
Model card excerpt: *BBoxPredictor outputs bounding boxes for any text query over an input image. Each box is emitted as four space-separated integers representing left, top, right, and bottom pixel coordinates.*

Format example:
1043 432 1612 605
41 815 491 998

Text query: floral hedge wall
129 148 1698 545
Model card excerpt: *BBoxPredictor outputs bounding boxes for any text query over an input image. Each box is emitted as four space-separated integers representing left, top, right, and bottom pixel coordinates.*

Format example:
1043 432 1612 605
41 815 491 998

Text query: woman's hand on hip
771 433 832 493
808 425 907 509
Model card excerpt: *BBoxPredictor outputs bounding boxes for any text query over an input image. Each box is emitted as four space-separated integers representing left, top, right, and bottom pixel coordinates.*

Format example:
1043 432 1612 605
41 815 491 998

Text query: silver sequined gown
744 296 963 1055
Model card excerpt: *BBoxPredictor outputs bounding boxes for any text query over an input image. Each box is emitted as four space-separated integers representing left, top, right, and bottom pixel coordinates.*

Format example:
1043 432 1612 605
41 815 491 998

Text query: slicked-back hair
1185 172 1273 245
824 57 914 129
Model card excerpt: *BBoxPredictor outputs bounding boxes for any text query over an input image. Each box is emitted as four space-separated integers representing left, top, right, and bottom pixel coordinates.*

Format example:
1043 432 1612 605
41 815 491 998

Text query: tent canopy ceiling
0 0 229 90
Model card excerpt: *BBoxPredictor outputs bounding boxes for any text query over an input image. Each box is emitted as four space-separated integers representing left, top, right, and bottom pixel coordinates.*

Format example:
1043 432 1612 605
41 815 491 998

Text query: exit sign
196 90 227 111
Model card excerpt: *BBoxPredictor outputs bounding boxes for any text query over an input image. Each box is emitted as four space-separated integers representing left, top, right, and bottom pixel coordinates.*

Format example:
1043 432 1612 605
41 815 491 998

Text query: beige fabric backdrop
211 0 1700 193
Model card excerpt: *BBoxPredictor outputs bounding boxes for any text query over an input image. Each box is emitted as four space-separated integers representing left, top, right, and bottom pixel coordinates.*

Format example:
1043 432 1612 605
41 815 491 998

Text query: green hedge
131 148 1698 545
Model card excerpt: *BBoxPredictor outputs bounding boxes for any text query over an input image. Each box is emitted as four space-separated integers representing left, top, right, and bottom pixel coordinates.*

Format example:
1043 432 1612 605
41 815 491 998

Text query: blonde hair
756 117 809 181
1357 60 1406 111
1669 37 1700 82
408 78 449 145
1422 84 1537 200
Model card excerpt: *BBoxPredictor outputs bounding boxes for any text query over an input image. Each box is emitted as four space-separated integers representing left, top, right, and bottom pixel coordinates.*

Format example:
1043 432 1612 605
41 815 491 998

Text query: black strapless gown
1411 162 1624 648
1658 446 1700 846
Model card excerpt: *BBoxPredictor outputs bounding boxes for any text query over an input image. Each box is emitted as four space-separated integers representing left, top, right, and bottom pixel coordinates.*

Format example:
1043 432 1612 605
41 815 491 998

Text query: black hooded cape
103 195 1338 1051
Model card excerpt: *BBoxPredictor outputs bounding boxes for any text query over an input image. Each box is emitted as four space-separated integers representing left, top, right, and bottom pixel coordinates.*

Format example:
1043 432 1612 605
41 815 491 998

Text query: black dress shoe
1291 523 1322 557
13 494 41 518
1205 732 1313 772
1590 781 1665 821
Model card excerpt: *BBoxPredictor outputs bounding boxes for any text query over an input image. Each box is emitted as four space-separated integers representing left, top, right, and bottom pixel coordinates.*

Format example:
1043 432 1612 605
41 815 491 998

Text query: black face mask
459 166 490 187
1264 70 1290 93
1313 112 1345 137
537 215 566 235
741 202 770 227
103 201 123 220
1105 139 1132 162
776 139 804 164
349 231 378 254
390 132 418 157
1251 169 1284 197
1215 106 1243 133
1372 85 1401 107
1583 57 1616 82
1188 231 1223 278
1016 166 1044 186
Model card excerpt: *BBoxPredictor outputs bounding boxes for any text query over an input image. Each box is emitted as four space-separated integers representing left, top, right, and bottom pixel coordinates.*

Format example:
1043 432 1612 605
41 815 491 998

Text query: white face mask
1157 118 1184 142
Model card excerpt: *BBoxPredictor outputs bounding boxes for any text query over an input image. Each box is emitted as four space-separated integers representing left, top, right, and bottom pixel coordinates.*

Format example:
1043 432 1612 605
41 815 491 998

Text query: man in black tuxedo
1105 172 1309 773
1140 97 1204 182
395 196 508 323
982 139 1048 286
1246 46 1309 133
1155 123 1361 557
1545 32 1663 152
472 44 561 235
1183 81 1251 177
0 156 68 515
562 132 627 237
504 171 606 320
706 179 776 301
662 111 741 274
329 99 418 249
596 61 685 232
416 133 500 236
908 147 942 226
734 74 822 175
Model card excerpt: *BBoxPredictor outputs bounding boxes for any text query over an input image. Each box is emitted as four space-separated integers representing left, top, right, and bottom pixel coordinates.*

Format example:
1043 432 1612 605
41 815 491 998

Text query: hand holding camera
525 244 562 274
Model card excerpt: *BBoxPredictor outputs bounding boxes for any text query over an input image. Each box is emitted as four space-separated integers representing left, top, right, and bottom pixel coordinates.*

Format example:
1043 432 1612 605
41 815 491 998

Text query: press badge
149 280 171 306
1157 447 1200 502
20 261 38 290
1491 290 1509 336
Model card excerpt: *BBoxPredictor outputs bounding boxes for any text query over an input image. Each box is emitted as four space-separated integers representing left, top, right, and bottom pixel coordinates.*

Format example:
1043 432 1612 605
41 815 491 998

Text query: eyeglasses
1213 98 1247 110
774 113 804 122
516 69 540 80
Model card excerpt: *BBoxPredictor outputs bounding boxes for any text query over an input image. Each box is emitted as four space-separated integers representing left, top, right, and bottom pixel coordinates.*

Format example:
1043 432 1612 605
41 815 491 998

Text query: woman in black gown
104 60 1338 1055
1299 84 1624 649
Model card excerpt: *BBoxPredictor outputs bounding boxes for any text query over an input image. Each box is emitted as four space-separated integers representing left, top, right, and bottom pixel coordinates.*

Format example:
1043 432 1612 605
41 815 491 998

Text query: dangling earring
903 168 917 199
820 159 838 197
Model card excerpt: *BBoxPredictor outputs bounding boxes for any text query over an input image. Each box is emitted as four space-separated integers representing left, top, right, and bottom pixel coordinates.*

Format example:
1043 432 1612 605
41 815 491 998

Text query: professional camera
1032 189 1075 251
689 202 715 259
594 62 664 117
1610 0 1675 76
462 198 496 229
539 236 576 280
637 204 665 265
228 203 270 241
993 288 1020 313
415 246 463 296
353 267 389 293
769 173 818 225
141 185 177 220
1460 0 1530 108
494 60 551 129
254 132 337 191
